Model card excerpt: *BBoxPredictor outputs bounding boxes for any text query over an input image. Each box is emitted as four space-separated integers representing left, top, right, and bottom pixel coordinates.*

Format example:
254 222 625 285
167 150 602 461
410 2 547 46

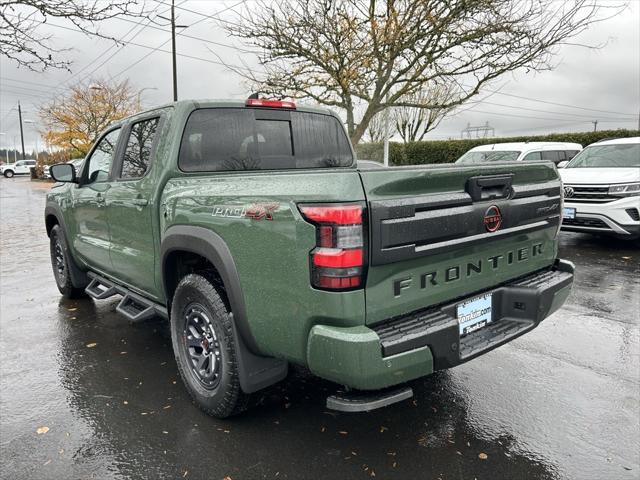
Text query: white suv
455 142 582 165
559 137 640 240
0 159 36 178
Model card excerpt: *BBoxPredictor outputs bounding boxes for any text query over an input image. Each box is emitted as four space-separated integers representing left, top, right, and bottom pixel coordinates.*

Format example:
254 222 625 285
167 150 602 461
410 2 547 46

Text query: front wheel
49 225 86 298
4 170 14 178
170 273 251 418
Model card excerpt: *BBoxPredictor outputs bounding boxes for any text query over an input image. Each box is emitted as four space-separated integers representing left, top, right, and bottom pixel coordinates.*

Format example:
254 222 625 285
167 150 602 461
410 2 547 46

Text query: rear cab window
178 108 353 172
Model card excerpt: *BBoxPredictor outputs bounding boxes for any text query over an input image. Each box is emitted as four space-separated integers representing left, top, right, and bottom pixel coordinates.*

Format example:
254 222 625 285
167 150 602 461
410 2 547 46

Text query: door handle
132 198 148 206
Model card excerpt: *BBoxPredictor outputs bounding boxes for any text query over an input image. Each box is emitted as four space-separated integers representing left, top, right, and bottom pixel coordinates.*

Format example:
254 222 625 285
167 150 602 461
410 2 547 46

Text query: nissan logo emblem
483 205 502 232
564 186 575 198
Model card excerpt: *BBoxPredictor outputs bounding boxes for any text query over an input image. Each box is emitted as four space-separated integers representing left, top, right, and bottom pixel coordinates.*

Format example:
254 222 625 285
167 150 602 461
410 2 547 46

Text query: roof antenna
247 92 259 100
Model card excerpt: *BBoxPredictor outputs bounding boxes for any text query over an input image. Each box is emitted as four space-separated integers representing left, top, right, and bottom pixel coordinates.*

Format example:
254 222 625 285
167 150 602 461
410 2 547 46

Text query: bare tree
40 78 140 156
366 111 387 143
0 0 146 71
394 85 457 142
222 0 621 144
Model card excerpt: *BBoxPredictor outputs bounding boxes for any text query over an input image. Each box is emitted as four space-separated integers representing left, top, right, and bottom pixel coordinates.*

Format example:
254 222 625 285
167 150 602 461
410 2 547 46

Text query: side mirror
50 163 77 183
557 161 568 169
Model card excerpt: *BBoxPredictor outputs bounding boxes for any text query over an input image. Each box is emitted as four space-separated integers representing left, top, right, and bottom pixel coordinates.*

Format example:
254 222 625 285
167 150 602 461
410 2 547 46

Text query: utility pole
159 1 187 102
17 101 26 160
171 0 178 101
592 120 598 132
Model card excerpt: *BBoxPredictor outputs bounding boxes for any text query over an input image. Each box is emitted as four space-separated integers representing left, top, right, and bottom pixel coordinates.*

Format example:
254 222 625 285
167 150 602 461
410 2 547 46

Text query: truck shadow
54 296 558 480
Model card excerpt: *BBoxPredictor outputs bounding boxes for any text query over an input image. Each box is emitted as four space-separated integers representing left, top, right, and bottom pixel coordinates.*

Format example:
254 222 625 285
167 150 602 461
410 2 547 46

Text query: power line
62 1 193 89
110 0 246 81
456 106 635 123
115 10 239 51
471 86 637 117
465 98 633 122
0 77 58 90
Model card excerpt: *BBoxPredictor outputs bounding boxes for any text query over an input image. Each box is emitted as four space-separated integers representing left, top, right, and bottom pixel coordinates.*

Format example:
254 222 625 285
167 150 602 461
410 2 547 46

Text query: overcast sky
0 0 639 152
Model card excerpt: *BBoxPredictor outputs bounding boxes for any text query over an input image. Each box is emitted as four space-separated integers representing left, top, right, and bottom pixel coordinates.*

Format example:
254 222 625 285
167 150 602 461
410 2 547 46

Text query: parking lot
0 176 638 480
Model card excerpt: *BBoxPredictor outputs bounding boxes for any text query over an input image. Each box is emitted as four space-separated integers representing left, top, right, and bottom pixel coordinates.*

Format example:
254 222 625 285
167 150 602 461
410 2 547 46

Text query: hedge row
355 129 640 165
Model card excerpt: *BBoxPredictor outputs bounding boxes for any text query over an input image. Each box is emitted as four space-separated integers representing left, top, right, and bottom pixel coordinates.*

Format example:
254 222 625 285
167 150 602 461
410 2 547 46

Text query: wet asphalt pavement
0 177 638 480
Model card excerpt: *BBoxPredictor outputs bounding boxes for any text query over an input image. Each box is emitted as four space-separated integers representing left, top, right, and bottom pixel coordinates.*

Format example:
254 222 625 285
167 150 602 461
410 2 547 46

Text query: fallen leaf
43 459 51 466
68 308 77 312
339 431 348 435
163 405 171 410
36 426 49 435
380 426 388 433
622 256 630 260
86 343 97 348
162 431 168 434
320 426 326 432
182 470 188 477
478 452 488 460
123 401 128 405
120 351 127 355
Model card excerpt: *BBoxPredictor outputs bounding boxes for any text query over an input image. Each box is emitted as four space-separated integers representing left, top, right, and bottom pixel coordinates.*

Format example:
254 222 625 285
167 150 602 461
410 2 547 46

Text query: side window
121 118 160 179
522 151 541 161
85 128 121 184
540 150 561 163
15 160 25 167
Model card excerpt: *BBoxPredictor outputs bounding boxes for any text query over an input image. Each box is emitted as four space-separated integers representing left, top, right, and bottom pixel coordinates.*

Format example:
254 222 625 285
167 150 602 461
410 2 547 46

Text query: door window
85 129 121 184
522 151 541 161
540 150 561 163
120 118 160 179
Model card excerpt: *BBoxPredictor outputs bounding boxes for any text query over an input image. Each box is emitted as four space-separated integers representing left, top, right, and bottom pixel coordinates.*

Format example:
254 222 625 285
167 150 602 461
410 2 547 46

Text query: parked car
559 137 639 240
0 159 36 178
455 142 582 165
45 98 574 418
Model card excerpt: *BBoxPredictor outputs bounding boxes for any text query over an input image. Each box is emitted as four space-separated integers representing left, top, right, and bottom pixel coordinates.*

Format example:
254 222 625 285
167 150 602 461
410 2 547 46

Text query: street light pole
18 101 26 160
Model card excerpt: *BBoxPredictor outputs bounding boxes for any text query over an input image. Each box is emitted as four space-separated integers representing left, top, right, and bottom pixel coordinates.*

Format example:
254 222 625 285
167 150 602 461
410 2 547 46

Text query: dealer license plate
563 207 576 219
457 294 493 337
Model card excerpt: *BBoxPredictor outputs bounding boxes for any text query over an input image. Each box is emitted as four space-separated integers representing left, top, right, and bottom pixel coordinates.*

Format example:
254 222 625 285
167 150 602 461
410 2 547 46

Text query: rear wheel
49 225 86 298
4 170 14 178
170 273 250 418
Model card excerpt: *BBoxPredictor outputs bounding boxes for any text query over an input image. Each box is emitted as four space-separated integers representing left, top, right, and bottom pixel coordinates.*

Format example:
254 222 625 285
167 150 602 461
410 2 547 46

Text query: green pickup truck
45 98 574 417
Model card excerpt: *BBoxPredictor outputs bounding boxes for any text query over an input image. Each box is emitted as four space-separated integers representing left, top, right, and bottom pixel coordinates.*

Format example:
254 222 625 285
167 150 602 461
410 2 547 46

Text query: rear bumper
307 259 574 390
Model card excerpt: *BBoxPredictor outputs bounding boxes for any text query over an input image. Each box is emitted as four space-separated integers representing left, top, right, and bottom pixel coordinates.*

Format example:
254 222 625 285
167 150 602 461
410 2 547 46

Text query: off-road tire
49 224 87 299
170 273 251 418
4 170 14 178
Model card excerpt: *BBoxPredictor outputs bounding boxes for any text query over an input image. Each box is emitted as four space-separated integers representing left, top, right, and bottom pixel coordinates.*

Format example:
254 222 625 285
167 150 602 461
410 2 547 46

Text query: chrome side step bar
326 386 413 412
85 272 168 322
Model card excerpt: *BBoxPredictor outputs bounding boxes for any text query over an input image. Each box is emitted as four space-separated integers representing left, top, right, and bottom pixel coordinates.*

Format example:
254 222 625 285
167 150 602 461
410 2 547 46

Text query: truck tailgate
359 162 562 324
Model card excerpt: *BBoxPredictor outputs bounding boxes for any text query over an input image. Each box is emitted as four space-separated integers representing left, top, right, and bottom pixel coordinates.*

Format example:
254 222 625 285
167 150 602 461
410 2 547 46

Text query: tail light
299 203 366 291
